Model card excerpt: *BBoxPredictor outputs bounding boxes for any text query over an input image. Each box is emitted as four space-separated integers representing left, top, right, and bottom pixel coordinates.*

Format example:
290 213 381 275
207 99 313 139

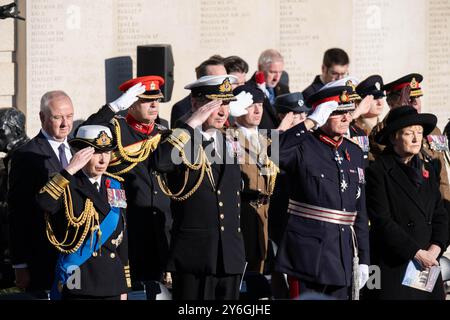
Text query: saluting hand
277 112 294 132
307 101 339 129
66 147 95 175
186 99 223 129
352 95 374 120
109 82 146 112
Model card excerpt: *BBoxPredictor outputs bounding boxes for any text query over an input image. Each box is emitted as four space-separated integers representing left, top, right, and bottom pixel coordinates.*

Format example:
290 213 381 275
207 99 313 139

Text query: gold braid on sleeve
124 264 132 288
39 174 70 200
45 184 103 255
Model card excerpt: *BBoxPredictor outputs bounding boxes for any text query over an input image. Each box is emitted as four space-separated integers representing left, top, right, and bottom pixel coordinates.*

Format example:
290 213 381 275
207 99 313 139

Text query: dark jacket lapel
263 99 280 127
381 154 428 217
35 132 61 173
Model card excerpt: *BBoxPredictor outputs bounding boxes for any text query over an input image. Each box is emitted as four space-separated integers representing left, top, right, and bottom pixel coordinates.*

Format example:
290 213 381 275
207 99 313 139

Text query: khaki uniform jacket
232 127 277 273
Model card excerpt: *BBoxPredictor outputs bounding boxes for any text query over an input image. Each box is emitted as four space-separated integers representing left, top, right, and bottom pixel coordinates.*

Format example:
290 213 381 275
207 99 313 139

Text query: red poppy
345 149 351 161
422 169 429 179
105 179 111 188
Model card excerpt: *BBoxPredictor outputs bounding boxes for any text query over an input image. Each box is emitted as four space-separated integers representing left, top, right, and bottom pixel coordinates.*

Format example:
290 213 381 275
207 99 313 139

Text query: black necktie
203 138 216 158
93 182 100 192
58 144 68 168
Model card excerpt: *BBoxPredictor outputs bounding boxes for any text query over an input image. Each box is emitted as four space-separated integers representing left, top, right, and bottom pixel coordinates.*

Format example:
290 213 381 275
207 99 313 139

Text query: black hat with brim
375 106 437 145
356 75 385 99
275 92 310 114
233 83 265 103
307 86 360 111
383 73 423 97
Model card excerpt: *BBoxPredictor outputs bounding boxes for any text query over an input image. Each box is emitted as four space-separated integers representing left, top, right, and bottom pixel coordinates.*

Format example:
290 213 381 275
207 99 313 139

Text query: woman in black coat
366 106 448 300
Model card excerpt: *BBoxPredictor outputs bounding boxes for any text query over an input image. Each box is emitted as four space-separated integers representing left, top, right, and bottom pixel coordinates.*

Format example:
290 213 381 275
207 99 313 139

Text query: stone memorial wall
7 0 450 135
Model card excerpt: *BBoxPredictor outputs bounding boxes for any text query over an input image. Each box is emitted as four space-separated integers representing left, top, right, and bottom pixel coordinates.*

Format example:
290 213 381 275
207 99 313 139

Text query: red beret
119 75 165 100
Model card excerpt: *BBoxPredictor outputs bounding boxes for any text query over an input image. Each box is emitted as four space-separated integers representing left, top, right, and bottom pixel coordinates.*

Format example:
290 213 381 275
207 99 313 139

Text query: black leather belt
241 191 269 205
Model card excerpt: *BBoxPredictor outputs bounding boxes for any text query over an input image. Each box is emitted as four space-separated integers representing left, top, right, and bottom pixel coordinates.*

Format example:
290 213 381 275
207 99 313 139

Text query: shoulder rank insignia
427 135 449 152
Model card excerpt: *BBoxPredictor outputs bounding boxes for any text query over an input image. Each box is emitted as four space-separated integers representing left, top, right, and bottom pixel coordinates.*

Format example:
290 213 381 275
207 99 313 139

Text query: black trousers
172 272 241 300
289 277 349 300
299 280 351 300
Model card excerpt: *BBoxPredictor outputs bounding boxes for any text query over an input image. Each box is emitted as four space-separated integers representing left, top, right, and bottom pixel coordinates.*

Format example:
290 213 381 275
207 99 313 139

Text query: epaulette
167 128 191 152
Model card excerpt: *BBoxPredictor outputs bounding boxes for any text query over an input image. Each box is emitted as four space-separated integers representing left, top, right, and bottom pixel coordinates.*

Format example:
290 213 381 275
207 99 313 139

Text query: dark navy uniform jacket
275 122 370 287
82 105 171 282
36 171 130 297
151 123 246 276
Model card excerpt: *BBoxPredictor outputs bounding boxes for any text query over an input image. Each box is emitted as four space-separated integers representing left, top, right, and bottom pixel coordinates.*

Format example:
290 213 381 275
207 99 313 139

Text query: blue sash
50 177 122 300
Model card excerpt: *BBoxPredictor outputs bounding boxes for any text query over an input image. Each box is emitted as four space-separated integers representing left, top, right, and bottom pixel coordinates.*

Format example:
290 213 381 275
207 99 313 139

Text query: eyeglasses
139 98 162 103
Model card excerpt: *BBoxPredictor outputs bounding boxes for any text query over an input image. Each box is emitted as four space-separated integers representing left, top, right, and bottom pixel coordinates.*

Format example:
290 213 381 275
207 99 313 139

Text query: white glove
109 82 146 112
307 101 338 129
229 91 253 117
358 264 369 290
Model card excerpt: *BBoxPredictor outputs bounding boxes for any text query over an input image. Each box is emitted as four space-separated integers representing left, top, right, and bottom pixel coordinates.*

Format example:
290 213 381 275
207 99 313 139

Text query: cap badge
340 91 350 103
95 131 112 147
298 100 304 107
346 80 356 92
410 77 419 89
375 82 381 90
219 78 232 93
150 81 156 90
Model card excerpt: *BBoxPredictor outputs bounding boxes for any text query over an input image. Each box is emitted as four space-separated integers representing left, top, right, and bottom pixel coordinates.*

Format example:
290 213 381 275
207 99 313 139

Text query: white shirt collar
200 128 218 142
83 171 102 188
41 129 70 148
41 129 68 143
41 129 72 162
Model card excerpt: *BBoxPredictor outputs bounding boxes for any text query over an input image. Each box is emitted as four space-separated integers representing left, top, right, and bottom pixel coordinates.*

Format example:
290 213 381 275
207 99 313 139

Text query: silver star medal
340 179 348 192
334 151 343 165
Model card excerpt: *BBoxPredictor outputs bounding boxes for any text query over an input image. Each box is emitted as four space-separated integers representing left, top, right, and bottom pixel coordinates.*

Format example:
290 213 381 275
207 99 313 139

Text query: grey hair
40 90 71 114
258 49 284 70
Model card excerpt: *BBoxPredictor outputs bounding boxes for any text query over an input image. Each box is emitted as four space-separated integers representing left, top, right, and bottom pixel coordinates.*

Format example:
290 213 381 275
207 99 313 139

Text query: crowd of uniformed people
0 48 450 301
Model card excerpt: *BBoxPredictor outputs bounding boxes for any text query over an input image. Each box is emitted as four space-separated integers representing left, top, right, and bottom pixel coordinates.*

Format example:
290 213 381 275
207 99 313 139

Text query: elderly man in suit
248 49 290 130
8 91 74 293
